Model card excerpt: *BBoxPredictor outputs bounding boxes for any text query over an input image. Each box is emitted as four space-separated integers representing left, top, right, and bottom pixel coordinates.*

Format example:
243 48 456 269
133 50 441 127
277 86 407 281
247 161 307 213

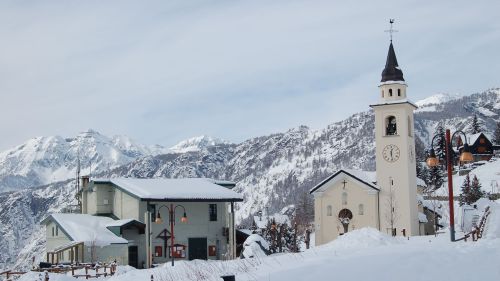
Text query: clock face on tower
382 144 400 162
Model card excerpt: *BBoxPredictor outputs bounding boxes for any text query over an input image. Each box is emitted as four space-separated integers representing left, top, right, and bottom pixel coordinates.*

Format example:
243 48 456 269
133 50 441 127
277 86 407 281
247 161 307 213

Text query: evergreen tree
459 174 471 206
419 163 430 188
434 123 446 161
262 218 278 254
494 121 500 145
427 166 444 190
469 114 483 134
459 174 485 205
470 175 485 204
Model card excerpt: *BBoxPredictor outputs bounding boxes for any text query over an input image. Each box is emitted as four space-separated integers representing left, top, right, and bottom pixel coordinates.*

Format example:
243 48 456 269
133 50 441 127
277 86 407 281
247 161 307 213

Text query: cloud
0 0 499 150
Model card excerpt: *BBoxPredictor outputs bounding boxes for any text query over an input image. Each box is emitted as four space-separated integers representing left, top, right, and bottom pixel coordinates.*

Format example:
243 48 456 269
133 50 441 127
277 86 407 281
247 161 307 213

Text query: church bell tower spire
370 20 419 237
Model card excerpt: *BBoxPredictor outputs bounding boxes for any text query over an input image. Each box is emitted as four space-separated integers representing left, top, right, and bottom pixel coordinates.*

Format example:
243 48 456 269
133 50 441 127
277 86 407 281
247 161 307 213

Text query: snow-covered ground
18 201 500 281
435 156 500 196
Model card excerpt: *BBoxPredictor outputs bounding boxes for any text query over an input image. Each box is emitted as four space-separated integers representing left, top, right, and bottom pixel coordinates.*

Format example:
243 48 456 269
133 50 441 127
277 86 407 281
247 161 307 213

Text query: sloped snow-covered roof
93 178 243 202
42 214 128 246
369 99 418 109
310 169 379 194
418 212 428 223
105 219 144 228
459 133 483 145
422 200 443 216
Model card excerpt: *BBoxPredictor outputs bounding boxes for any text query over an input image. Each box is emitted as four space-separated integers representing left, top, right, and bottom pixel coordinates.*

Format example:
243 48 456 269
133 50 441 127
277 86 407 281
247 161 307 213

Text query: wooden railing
457 206 491 242
1 263 117 280
0 270 28 280
35 263 117 279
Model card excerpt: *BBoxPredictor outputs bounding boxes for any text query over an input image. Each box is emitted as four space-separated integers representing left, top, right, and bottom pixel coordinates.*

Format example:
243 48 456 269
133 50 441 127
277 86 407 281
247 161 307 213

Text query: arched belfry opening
386 116 397 135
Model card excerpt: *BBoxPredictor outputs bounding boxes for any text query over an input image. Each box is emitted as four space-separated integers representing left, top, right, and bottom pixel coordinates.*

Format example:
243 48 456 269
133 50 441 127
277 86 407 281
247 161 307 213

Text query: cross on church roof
384 19 398 42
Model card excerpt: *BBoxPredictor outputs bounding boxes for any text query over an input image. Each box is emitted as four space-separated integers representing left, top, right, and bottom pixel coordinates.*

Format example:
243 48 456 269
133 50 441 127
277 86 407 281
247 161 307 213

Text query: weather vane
384 19 398 42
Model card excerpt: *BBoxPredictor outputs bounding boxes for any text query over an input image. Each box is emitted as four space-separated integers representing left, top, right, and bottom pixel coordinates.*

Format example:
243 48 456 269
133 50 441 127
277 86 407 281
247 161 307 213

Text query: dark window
389 89 393 96
209 204 217 221
52 227 55 237
148 204 156 222
397 89 401 96
56 226 59 236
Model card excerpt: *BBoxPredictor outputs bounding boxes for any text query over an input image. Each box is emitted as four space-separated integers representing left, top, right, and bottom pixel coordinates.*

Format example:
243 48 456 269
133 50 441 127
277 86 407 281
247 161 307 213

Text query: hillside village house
458 132 499 162
43 177 242 267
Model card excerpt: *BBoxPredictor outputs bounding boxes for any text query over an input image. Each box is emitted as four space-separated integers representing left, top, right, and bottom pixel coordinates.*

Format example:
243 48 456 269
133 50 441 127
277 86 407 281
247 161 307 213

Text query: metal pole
446 129 456 241
170 203 175 266
231 202 236 259
145 211 151 268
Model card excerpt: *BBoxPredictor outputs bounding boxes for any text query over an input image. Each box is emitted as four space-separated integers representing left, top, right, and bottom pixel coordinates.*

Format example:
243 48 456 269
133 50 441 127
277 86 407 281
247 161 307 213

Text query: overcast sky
0 0 499 151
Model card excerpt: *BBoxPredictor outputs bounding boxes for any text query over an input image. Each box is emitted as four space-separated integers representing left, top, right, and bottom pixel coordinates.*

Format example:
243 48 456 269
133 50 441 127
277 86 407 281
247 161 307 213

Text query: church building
310 41 422 245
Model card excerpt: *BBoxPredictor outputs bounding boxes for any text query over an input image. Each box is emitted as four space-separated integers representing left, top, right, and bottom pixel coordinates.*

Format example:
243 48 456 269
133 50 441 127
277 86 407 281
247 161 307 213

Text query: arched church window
386 116 397 135
342 192 347 205
358 204 364 215
397 89 401 96
389 89 393 97
327 205 332 216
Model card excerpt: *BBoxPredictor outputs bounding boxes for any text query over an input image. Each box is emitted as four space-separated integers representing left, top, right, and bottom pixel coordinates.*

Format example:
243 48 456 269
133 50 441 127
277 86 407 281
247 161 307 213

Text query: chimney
81 175 90 189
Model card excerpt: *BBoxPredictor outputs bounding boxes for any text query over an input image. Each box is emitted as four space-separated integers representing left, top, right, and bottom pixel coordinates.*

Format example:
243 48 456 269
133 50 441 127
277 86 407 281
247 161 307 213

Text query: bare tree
385 180 399 236
89 235 98 263
422 188 441 236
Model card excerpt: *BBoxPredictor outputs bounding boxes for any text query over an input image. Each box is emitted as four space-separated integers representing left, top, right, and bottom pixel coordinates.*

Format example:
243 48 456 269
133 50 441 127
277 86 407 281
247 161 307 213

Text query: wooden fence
1 263 116 281
456 206 491 242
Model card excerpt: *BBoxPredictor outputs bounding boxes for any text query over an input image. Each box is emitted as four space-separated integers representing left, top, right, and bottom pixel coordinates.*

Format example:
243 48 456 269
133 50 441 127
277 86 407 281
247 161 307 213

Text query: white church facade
311 41 426 245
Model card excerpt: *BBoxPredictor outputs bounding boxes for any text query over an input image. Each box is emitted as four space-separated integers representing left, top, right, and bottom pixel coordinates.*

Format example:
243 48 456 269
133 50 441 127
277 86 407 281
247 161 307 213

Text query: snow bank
18 271 75 281
241 234 269 258
324 227 404 251
483 201 500 239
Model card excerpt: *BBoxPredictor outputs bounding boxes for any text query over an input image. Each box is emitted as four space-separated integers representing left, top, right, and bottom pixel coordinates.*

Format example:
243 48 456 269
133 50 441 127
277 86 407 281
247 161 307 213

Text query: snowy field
18 201 500 281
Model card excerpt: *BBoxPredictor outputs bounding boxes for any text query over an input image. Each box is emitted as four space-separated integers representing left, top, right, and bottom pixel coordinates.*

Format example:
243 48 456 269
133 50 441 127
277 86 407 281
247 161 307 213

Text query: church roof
370 98 418 109
381 42 405 83
309 169 379 194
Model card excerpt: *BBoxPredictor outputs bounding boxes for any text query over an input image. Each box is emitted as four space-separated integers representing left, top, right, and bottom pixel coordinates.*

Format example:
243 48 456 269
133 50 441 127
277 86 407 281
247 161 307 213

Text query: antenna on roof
75 154 81 208
76 155 81 192
384 19 398 42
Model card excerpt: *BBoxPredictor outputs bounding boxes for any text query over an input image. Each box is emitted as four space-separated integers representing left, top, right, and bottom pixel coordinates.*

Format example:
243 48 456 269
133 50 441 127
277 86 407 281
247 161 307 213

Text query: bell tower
370 36 419 236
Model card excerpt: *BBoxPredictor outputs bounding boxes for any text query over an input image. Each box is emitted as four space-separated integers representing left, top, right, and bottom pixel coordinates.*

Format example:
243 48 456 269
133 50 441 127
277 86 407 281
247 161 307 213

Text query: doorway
128 246 138 268
188 238 207 260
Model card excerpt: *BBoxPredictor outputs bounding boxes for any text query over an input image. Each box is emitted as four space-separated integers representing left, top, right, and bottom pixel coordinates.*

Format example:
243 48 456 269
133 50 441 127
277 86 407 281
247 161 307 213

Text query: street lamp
426 129 473 241
155 204 187 266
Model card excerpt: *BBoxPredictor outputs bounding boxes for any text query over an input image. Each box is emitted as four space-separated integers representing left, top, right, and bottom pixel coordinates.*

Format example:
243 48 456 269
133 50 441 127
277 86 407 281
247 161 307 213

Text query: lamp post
426 129 474 241
155 204 187 266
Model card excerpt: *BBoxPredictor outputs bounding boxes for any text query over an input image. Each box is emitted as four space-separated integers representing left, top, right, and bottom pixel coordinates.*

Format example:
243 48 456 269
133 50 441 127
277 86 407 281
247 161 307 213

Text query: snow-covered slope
0 130 167 192
414 88 500 145
435 157 500 196
169 136 230 153
416 93 462 108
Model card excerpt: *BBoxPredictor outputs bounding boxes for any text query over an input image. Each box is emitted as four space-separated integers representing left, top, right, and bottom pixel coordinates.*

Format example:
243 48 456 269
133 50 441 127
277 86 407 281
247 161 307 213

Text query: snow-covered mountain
1 88 499 271
0 130 167 192
169 136 231 153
